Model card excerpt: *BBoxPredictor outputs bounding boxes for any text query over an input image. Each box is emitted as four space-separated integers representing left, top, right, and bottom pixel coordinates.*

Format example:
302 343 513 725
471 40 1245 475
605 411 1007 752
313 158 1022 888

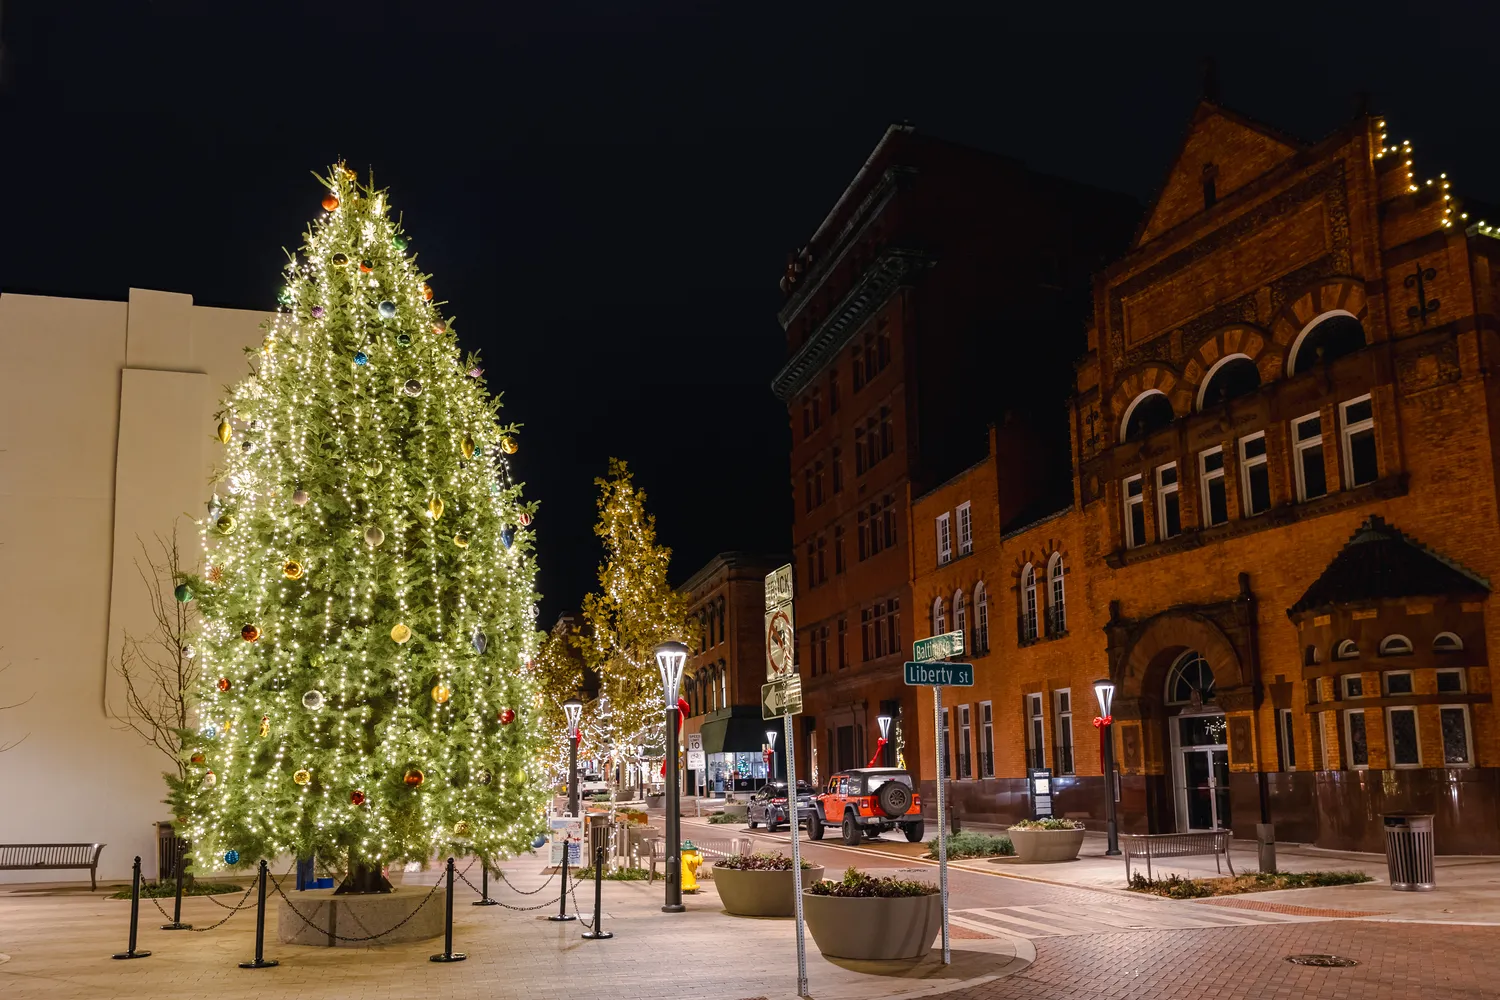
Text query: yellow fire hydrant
680 840 703 893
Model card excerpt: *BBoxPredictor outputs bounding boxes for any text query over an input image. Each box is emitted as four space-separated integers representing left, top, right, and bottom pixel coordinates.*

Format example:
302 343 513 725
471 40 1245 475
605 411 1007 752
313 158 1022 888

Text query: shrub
111 881 243 899
1009 818 1084 831
587 791 611 803
574 866 649 881
925 831 1014 860
807 867 938 898
1128 873 1213 898
707 811 740 824
713 852 815 871
1130 869 1373 899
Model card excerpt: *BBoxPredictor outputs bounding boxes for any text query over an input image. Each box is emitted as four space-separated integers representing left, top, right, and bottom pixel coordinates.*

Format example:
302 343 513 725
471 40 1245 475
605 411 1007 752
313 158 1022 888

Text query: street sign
765 564 795 679
686 734 703 753
687 750 706 771
913 629 965 663
762 676 803 719
903 661 974 687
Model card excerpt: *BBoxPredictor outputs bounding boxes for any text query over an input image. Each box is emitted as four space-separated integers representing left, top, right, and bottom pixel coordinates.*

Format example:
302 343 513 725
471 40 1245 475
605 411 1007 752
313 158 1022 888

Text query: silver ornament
302 689 325 711
403 379 423 397
292 489 309 507
365 525 385 548
471 629 488 655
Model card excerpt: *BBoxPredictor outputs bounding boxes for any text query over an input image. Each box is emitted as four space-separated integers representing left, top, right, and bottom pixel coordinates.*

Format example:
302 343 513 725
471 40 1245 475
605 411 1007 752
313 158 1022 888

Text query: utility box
1028 768 1054 819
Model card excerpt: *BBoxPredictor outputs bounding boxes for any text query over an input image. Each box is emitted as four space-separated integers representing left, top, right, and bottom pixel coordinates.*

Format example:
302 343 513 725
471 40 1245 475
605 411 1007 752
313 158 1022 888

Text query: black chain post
472 861 498 906
581 846 612 940
547 836 576 922
238 860 279 968
429 857 468 962
161 839 191 930
112 855 153 959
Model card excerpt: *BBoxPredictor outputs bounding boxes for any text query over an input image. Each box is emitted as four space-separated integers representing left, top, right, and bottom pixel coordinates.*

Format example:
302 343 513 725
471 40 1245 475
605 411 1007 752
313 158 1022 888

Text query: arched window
1335 639 1360 660
1288 311 1366 376
932 597 946 637
1121 390 1175 442
1047 552 1066 635
1196 354 1261 411
716 597 726 644
718 662 727 710
1304 645 1323 666
954 589 966 640
1433 632 1464 652
1379 634 1414 656
1165 650 1215 706
1020 564 1038 642
973 582 989 654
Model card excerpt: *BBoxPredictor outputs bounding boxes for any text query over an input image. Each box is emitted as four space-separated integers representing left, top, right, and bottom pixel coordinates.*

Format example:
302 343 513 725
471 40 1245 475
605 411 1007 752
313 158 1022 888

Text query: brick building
678 552 787 793
911 101 1500 853
772 125 1138 787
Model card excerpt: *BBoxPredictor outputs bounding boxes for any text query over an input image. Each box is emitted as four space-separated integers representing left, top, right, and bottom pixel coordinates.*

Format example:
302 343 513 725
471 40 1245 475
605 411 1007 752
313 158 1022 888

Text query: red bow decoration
660 698 691 776
1093 715 1113 771
866 737 889 768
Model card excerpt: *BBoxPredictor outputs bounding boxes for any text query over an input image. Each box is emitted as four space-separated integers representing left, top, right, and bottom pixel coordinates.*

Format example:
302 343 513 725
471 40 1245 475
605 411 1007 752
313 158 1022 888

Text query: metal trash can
1382 813 1436 891
587 814 611 866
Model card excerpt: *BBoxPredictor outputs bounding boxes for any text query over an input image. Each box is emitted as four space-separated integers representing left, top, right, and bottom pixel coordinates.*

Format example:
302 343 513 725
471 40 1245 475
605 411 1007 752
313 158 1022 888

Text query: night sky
4 4 1498 620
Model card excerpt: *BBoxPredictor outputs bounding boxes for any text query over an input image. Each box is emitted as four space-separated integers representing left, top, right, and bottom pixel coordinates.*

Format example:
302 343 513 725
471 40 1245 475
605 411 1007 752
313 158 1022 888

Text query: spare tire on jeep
876 781 911 818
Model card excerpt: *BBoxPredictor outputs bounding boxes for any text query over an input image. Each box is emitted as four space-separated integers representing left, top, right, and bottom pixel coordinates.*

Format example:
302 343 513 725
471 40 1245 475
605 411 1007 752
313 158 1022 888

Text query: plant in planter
1007 817 1086 862
712 852 824 917
802 867 941 960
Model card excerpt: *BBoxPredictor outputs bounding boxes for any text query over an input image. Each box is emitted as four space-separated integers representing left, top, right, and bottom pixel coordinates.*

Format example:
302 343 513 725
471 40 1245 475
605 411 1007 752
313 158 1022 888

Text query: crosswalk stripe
950 898 1325 940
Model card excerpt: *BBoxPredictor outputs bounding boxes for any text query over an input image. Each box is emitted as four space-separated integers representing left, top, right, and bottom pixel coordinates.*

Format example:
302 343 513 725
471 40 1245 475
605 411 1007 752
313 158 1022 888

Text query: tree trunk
335 856 394 894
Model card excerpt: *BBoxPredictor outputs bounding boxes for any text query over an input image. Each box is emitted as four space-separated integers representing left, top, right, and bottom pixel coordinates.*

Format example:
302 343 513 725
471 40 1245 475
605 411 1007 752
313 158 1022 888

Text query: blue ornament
378 300 396 318
532 835 547 850
471 629 488 655
202 724 218 739
224 850 240 865
354 351 368 366
500 528 515 549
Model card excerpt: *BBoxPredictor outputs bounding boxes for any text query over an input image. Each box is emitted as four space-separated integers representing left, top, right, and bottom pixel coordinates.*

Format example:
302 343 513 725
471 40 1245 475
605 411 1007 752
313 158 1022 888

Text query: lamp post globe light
1093 678 1120 857
877 714 892 766
563 696 584 817
655 640 690 913
766 729 778 784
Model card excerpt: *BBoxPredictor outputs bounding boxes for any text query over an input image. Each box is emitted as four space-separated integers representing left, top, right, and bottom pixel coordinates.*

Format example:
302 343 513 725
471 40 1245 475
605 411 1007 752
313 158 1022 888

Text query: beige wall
0 288 267 882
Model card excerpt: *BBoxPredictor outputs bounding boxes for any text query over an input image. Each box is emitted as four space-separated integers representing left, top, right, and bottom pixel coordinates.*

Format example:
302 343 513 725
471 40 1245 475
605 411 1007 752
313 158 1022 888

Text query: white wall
0 288 267 882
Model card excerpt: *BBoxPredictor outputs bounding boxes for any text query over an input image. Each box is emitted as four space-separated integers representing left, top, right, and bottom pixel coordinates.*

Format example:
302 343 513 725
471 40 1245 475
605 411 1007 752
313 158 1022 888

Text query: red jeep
808 767 925 845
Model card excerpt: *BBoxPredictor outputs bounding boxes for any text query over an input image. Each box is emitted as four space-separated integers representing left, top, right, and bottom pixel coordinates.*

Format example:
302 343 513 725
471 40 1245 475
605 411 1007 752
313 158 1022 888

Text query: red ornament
422 283 434 301
359 259 373 273
322 193 340 212
403 768 424 786
431 322 445 335
241 624 260 642
518 511 533 527
190 751 206 765
499 708 516 725
350 789 366 806
217 677 232 692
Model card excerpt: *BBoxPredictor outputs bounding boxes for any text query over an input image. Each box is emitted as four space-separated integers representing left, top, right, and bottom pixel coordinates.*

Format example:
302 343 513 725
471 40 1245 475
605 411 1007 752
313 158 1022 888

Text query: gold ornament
206 564 225 585
217 420 233 444
453 820 470 837
453 533 468 548
431 683 451 704
294 768 312 785
364 459 383 477
428 497 444 520
342 166 358 181
461 434 475 460
403 768 424 787
499 435 518 455
283 559 303 580
364 525 385 548
216 514 236 534
391 623 412 644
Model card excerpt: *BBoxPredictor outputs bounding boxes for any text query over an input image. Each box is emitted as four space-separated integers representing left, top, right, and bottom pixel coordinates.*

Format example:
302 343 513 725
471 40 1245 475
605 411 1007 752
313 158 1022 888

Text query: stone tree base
277 886 446 947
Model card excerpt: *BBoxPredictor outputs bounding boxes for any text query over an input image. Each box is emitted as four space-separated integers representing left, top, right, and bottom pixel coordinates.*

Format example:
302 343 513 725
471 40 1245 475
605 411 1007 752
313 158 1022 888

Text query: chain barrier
494 863 558 896
569 879 595 931
144 881 259 933
269 863 453 944
455 864 562 912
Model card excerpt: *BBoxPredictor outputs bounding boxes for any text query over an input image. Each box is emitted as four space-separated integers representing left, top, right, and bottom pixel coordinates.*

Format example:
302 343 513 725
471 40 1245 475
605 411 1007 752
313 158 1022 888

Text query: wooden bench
0 843 106 890
1121 831 1233 882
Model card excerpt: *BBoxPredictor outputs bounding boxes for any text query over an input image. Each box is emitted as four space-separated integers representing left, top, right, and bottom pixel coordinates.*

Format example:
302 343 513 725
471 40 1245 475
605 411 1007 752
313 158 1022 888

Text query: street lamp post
655 641 689 913
1093 679 1120 857
877 714 892 766
563 696 584 816
766 729 778 783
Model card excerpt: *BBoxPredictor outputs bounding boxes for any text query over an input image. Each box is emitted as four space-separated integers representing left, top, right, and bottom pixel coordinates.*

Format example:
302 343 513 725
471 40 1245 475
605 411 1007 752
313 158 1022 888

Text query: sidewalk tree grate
1287 954 1359 967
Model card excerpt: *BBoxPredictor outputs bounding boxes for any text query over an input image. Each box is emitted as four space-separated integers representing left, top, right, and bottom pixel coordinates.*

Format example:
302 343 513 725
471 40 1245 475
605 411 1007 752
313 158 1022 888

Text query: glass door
1176 715 1230 830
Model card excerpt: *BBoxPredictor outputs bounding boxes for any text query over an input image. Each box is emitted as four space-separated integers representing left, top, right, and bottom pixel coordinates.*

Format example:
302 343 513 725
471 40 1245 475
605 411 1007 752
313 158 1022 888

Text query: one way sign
762 676 803 719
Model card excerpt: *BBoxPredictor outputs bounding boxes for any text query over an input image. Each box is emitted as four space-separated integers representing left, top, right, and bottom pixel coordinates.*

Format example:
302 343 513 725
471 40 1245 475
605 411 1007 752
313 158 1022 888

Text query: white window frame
1341 673 1365 699
936 512 952 566
973 582 990 654
1344 709 1370 770
1292 411 1327 501
1439 704 1474 767
1199 446 1227 527
1436 667 1466 694
956 501 973 556
1054 689 1074 775
1238 432 1269 516
1020 564 1038 641
1026 692 1046 768
1340 394 1377 488
1123 474 1146 548
1335 639 1360 660
1379 634 1413 656
1382 670 1414 696
1434 632 1464 653
979 701 995 777
931 597 946 637
953 589 966 641
1047 552 1066 635
957 704 972 780
1277 707 1297 771
1155 462 1181 540
1386 706 1422 768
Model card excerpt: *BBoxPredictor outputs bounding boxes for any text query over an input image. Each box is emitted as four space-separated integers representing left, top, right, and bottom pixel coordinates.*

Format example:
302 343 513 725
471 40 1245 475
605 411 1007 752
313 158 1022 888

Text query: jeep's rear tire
877 782 912 818
904 821 926 843
842 817 861 846
806 812 824 841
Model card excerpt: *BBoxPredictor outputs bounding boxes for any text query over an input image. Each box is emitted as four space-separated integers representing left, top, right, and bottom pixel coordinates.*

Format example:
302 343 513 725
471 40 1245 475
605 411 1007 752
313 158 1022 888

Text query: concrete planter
1009 827 1086 862
801 890 942 960
713 865 825 917
278 886 445 947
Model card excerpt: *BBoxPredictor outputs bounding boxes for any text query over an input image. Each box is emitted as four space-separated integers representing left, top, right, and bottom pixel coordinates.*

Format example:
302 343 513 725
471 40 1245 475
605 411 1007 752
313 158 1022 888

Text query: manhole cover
1287 954 1358 967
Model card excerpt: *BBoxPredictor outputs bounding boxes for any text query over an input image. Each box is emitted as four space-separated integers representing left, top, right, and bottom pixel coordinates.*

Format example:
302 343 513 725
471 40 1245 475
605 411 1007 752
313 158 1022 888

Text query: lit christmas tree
171 165 543 889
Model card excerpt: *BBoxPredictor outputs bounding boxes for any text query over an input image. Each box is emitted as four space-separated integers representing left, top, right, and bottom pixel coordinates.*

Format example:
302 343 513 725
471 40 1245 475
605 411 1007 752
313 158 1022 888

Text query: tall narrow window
1277 709 1296 771
810 387 822 430
956 502 973 556
1340 395 1377 488
1026 693 1046 769
1047 552 1066 635
1293 412 1328 501
803 469 814 512
831 447 843 494
814 461 825 506
882 494 897 547
954 589 966 641
1387 707 1420 767
1020 564 1038 642
867 502 884 556
854 427 867 474
1200 447 1227 526
1123 474 1146 547
856 510 868 561
980 701 995 777
837 616 847 668
1345 710 1369 769
879 406 893 458
1054 690 1074 775
957 705 972 779
805 541 816 589
973 582 990 653
815 535 827 584
865 416 878 470
860 608 872 661
828 368 840 415
1441 705 1473 765
1239 433 1270 516
1156 463 1181 539
936 512 952 566
941 708 951 778
852 343 865 392
887 597 900 655
819 625 829 676
834 525 846 574
932 597 946 637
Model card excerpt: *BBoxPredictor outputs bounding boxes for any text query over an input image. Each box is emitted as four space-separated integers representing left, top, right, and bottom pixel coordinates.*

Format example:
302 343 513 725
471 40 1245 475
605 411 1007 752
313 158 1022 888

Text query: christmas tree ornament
181 645 196 660
241 439 253 451
453 820 469 836
404 379 423 396
501 528 515 549
174 583 194 603
277 287 293 306
332 252 348 266
392 236 408 252
283 559 303 580
403 768 424 787
322 193 340 211
311 305 325 319
461 435 476 460
359 259 373 273
341 166 357 181
518 511 533 527
203 772 218 789
422 284 434 301
206 564 225 584
471 630 487 654
532 835 547 850
217 419 233 444
223 849 238 864
292 489 310 507
432 322 445 335
190 751 206 765
378 300 396 318
390 623 412 644
202 723 218 739
396 333 411 348
428 496 444 520
364 525 386 548
476 769 493 786
350 789 366 806
364 459 383 477
500 435 519 454
453 533 469 548
217 677 232 692
499 708 515 725
241 624 260 642
216 514 236 534
354 351 369 366
259 716 271 738
466 367 484 379
302 690 324 710
431 683 451 704
294 768 312 785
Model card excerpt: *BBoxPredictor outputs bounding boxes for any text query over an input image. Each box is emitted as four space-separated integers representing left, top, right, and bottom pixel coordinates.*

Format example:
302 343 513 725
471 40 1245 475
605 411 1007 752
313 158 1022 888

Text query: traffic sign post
762 676 803 719
906 630 967 967
764 564 808 997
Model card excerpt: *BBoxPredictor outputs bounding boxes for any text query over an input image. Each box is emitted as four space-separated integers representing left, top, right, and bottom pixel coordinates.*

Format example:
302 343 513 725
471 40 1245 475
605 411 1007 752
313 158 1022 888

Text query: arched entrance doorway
1164 651 1229 830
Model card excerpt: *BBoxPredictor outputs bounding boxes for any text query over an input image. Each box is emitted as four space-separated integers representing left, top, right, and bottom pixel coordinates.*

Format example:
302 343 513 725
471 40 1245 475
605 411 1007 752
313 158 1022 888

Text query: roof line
805 123 914 250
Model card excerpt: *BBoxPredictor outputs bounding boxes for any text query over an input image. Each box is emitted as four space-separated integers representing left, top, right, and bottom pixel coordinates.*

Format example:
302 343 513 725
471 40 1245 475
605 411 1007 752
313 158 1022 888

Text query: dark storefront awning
698 706 772 754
